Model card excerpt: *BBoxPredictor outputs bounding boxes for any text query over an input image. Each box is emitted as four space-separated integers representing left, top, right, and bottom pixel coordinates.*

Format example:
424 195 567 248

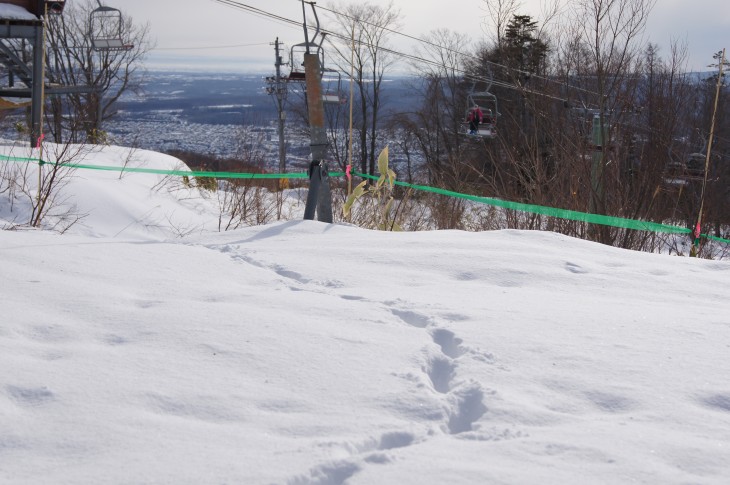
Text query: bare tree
325 1 400 176
44 0 152 143
2 140 89 231
407 29 472 187
553 0 656 243
481 0 522 47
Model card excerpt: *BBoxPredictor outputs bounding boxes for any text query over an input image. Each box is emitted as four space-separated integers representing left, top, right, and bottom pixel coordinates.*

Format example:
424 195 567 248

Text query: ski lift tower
0 1 65 146
297 0 332 223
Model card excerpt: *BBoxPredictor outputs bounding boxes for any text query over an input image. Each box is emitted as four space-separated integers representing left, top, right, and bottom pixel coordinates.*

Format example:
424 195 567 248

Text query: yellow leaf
343 181 367 217
352 180 367 197
377 146 389 176
387 168 397 186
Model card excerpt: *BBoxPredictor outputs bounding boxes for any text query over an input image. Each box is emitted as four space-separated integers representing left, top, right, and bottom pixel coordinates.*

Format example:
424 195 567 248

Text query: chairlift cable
211 0 541 92
212 0 302 29
312 1 601 99
211 0 601 105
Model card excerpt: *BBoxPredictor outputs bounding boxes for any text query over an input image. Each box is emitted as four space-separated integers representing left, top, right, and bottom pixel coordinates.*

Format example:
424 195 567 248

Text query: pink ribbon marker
346 164 352 181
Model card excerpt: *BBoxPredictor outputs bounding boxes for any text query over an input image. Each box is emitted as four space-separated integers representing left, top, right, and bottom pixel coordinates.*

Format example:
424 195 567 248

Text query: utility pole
588 111 609 242
589 113 604 215
272 37 287 176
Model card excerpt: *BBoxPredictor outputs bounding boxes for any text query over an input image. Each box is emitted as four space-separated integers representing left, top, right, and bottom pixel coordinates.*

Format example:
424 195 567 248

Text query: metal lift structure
0 0 133 146
0 1 66 146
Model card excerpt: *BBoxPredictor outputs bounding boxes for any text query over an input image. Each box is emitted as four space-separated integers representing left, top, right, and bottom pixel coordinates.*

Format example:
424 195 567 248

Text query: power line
154 42 270 51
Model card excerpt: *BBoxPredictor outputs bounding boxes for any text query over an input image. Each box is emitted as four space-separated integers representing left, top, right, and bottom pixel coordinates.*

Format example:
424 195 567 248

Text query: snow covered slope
1 143 729 484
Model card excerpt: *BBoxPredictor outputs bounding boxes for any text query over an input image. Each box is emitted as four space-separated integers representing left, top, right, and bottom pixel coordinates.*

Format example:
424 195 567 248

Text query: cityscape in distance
108 71 418 166
0 70 419 171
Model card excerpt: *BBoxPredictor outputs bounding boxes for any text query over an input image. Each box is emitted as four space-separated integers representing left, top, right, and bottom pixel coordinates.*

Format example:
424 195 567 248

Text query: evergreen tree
503 15 549 76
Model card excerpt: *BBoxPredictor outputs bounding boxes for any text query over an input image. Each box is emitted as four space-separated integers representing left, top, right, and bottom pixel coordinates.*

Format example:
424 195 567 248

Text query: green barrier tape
0 154 40 163
707 234 728 244
69 163 314 179
350 172 730 243
0 154 312 179
1 153 727 244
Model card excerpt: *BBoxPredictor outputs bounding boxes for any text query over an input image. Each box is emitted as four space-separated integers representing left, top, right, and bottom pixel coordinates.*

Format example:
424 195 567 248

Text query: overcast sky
115 0 728 74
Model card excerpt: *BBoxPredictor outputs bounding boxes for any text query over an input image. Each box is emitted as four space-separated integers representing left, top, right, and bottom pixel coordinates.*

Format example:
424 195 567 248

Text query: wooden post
691 48 726 257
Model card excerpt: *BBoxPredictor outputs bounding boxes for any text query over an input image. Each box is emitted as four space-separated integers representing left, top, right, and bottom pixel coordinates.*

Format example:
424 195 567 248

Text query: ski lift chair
89 1 133 52
460 91 499 139
321 68 346 104
685 153 706 179
46 1 66 15
286 42 323 82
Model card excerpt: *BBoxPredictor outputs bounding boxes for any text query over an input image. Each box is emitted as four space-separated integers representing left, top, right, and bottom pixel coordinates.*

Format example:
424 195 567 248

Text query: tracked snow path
200 222 497 483
188 221 730 484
